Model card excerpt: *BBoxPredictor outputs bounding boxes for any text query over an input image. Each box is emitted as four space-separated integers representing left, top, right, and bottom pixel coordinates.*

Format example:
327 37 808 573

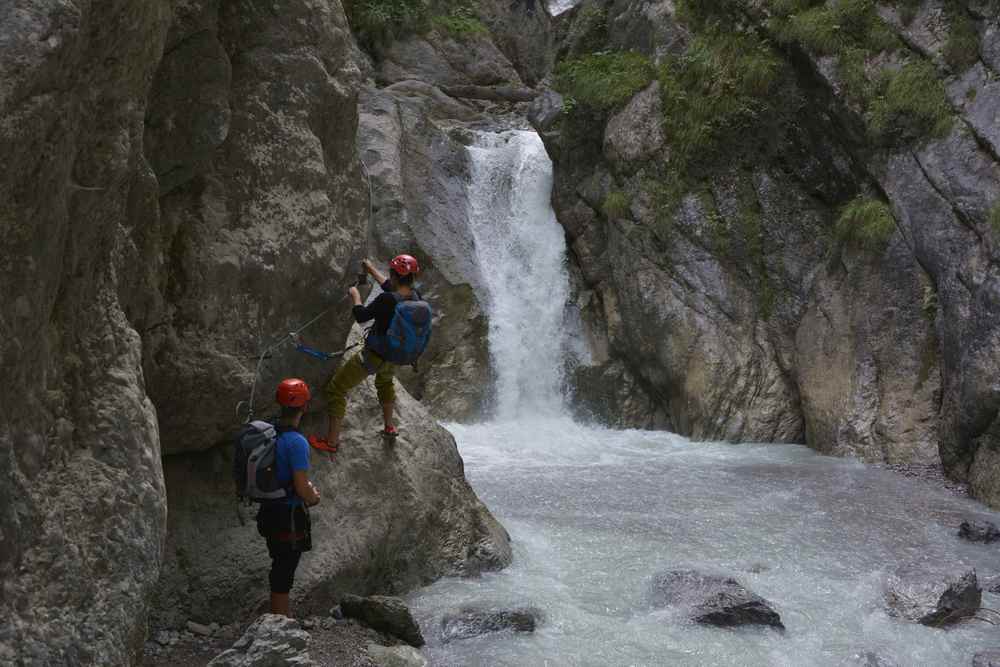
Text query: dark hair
280 405 304 421
391 269 415 286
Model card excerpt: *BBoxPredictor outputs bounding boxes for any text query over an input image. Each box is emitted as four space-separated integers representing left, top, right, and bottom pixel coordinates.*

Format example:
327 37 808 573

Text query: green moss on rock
658 30 786 170
554 51 655 111
867 60 953 144
602 191 631 219
432 7 488 38
836 196 896 250
942 6 979 73
345 0 431 51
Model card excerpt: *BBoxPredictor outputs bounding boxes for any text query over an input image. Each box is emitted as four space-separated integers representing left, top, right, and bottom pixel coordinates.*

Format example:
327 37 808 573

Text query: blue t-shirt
275 429 310 506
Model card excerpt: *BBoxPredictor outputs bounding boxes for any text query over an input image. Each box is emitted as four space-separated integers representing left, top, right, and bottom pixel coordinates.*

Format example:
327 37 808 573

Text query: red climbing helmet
276 378 311 408
389 254 420 276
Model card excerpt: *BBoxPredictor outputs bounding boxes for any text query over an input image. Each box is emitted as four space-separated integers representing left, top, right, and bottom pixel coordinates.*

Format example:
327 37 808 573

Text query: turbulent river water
406 131 1000 666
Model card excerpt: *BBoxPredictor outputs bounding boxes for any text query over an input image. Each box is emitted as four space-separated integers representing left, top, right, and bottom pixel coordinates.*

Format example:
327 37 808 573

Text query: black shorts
257 503 312 594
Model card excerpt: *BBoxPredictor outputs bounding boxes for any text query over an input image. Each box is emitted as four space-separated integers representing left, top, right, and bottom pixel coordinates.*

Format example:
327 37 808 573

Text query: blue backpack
368 292 433 365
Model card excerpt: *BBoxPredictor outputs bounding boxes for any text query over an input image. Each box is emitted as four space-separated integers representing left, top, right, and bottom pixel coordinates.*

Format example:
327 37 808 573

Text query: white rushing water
465 131 569 419
407 130 1000 666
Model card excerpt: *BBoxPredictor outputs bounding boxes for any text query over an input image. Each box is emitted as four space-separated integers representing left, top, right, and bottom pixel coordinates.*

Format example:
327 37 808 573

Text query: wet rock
885 565 981 626
367 643 429 667
528 89 565 132
207 614 314 666
440 606 541 643
974 649 1000 667
341 595 426 647
959 520 1000 544
650 570 784 629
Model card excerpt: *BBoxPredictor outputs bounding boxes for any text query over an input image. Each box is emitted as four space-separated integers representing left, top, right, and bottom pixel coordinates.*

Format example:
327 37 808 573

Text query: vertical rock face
137 0 370 455
541 0 1000 506
2 0 514 663
0 1 174 664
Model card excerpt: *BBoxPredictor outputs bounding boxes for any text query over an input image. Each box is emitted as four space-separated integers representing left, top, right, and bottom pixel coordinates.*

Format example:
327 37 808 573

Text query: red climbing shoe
307 435 338 459
381 425 398 443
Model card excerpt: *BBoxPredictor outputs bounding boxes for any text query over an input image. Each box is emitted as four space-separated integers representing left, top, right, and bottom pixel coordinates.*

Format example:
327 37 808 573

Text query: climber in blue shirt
256 378 321 617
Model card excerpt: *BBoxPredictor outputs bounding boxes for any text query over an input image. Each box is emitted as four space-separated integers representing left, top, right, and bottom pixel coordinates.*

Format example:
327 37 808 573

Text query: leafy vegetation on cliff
602 191 631 219
867 61 953 144
432 6 488 37
554 51 655 111
344 0 430 49
836 196 896 249
658 30 787 169
942 4 980 72
345 0 487 50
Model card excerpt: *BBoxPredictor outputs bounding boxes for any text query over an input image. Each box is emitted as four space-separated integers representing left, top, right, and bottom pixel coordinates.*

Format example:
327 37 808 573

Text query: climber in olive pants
325 348 396 437
322 255 421 447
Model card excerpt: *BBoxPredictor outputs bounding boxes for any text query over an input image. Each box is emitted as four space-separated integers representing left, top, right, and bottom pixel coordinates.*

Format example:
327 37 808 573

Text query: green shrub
867 60 953 143
602 191 631 219
836 196 896 249
658 31 785 168
554 51 655 110
432 6 488 38
344 0 431 50
771 0 896 55
942 7 979 72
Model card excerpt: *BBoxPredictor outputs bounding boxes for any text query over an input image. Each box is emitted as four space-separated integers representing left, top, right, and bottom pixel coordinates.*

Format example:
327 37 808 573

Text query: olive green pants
325 349 396 419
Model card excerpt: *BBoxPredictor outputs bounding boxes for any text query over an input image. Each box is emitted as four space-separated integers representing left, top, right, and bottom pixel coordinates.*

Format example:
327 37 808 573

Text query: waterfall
465 131 570 420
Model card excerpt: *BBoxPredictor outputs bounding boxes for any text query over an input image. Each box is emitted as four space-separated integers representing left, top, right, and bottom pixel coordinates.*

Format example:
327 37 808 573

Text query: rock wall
1 1 514 664
540 0 1000 505
1 1 174 664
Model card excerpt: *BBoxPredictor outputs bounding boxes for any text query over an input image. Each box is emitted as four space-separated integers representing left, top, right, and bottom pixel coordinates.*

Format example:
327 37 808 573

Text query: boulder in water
959 520 1000 544
974 649 1000 667
649 570 784 629
440 606 541 643
884 564 981 627
340 595 425 647
207 614 314 666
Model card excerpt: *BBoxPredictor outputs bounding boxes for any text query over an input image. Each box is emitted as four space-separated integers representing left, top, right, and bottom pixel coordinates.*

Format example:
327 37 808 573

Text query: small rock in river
650 569 784 629
440 606 541 643
340 595 425 647
959 520 1000 544
884 564 981 627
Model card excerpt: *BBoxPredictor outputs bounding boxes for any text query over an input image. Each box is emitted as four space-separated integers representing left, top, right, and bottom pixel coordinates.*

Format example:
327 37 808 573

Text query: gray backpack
233 421 290 502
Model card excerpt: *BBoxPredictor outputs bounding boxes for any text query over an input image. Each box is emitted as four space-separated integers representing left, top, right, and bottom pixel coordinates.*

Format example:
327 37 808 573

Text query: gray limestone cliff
540 0 1000 507
0 1 512 664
